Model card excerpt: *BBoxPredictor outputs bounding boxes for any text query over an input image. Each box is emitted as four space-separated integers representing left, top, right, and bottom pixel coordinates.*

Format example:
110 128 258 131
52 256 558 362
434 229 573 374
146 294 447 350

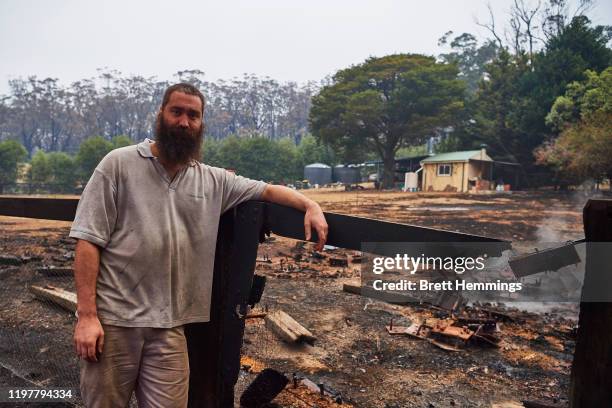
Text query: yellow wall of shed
421 161 492 192
422 162 467 192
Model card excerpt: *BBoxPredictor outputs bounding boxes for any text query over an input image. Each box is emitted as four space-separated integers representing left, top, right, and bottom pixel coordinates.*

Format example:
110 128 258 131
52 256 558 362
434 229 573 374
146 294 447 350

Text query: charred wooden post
570 199 612 407
186 201 266 407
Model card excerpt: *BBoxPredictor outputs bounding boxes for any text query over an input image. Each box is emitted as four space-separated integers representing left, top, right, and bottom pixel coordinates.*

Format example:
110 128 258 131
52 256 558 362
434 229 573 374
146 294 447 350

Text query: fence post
186 201 265 407
570 199 612 407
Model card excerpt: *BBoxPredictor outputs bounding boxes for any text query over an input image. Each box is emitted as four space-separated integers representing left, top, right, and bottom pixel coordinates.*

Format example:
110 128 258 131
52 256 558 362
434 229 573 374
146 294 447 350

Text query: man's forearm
74 239 101 317
260 184 318 211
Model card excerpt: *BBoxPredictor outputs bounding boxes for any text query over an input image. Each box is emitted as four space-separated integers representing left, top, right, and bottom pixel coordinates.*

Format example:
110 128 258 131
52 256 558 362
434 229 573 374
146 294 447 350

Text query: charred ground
0 190 594 407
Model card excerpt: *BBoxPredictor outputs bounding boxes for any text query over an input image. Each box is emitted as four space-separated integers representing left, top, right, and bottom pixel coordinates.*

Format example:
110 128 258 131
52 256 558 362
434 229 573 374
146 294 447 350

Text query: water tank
304 163 332 185
333 165 361 184
404 172 418 192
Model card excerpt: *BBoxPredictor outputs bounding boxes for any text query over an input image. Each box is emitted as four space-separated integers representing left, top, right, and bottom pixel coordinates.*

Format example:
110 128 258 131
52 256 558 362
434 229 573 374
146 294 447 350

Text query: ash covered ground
0 190 594 407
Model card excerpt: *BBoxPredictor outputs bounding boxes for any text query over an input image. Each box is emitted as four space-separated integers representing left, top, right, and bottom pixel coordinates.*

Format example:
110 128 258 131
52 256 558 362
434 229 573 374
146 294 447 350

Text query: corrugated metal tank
304 163 332 185
333 165 361 184
404 172 418 191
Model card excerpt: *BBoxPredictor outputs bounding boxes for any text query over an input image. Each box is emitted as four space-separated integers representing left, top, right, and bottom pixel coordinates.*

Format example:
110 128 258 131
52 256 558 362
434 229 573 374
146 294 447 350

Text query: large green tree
535 67 612 188
309 54 465 188
454 15 611 184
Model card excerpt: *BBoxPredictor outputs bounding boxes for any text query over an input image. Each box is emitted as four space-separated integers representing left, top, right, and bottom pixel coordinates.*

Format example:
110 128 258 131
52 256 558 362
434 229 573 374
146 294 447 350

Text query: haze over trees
0 0 610 190
0 69 317 156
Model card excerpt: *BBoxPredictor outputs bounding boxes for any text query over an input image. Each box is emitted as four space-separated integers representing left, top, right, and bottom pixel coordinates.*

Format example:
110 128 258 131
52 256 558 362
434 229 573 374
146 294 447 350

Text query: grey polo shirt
69 138 267 328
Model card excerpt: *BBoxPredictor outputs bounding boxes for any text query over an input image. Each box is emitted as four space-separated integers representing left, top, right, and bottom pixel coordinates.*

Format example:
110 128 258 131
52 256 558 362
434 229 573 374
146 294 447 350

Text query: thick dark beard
154 115 203 166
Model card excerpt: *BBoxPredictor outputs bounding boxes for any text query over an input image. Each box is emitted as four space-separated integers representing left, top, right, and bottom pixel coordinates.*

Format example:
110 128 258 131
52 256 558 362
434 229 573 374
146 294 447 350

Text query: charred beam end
240 369 288 408
509 240 584 278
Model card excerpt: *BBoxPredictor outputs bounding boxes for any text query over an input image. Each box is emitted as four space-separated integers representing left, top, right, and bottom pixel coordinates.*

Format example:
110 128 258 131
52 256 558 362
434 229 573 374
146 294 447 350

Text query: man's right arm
73 239 104 362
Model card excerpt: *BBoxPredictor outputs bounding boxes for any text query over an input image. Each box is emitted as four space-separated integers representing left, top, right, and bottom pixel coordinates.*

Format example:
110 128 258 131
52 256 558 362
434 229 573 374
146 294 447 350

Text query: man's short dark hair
161 83 205 115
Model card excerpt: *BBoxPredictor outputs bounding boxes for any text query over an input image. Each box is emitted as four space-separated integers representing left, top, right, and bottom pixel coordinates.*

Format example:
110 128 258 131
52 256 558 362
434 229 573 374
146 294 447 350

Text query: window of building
437 164 452 176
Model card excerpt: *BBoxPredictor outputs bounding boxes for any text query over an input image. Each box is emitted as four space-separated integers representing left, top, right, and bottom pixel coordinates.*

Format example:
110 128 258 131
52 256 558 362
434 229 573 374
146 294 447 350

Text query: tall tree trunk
382 149 395 189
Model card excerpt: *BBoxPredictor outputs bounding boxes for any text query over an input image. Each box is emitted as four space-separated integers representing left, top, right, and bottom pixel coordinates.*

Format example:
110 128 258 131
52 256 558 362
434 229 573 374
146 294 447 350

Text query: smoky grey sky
1 0 610 94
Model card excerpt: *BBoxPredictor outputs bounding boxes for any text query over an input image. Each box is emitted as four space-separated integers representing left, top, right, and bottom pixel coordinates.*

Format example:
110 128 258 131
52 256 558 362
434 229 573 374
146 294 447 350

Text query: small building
363 154 429 183
420 148 493 192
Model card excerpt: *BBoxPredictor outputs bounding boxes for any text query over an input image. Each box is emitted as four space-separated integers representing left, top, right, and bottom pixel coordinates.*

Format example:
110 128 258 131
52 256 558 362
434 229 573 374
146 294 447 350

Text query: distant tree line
0 134 334 193
0 69 318 156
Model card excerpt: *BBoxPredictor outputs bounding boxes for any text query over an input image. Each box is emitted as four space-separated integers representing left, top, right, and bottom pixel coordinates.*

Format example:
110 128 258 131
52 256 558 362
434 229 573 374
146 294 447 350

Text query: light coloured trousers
80 324 189 408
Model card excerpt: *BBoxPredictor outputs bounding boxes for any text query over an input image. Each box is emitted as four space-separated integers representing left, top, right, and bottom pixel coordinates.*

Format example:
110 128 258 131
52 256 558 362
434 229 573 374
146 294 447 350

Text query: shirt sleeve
220 171 267 214
69 169 118 248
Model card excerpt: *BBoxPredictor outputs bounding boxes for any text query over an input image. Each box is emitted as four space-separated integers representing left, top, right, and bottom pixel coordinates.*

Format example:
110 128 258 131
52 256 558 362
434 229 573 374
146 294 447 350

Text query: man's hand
304 203 328 251
261 185 329 250
73 239 103 362
74 315 104 362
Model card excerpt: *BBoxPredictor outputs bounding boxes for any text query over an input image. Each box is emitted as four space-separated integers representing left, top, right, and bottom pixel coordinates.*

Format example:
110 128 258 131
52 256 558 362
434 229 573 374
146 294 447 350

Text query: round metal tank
304 163 332 185
404 172 418 192
333 165 361 184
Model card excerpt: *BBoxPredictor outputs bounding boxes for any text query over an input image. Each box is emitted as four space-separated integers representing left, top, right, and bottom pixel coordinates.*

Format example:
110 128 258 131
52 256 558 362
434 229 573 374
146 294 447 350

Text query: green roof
420 150 492 163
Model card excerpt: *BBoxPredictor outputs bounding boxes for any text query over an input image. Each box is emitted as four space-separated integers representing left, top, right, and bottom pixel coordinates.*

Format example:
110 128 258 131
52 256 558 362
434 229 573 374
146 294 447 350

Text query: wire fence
0 183 82 196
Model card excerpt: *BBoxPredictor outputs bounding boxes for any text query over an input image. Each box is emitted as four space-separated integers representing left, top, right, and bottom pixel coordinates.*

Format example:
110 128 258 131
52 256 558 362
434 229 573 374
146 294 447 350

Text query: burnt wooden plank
29 285 77 313
0 197 78 221
264 310 316 344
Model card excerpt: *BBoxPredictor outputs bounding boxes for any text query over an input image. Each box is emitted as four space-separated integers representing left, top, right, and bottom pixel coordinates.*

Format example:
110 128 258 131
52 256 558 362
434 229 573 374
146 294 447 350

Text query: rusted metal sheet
431 320 473 342
386 321 463 352
387 317 501 351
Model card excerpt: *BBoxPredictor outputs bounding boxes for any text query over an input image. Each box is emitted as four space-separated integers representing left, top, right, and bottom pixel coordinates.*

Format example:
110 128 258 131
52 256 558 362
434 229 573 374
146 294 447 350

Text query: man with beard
69 83 328 407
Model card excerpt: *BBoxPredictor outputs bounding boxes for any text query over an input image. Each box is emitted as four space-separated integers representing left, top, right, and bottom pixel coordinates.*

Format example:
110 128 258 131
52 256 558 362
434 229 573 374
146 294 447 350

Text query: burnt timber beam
0 197 77 221
0 197 511 250
264 202 510 257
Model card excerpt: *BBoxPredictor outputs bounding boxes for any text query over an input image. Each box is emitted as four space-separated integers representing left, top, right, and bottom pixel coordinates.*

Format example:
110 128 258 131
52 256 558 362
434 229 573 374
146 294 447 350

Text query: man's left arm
260 185 328 251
